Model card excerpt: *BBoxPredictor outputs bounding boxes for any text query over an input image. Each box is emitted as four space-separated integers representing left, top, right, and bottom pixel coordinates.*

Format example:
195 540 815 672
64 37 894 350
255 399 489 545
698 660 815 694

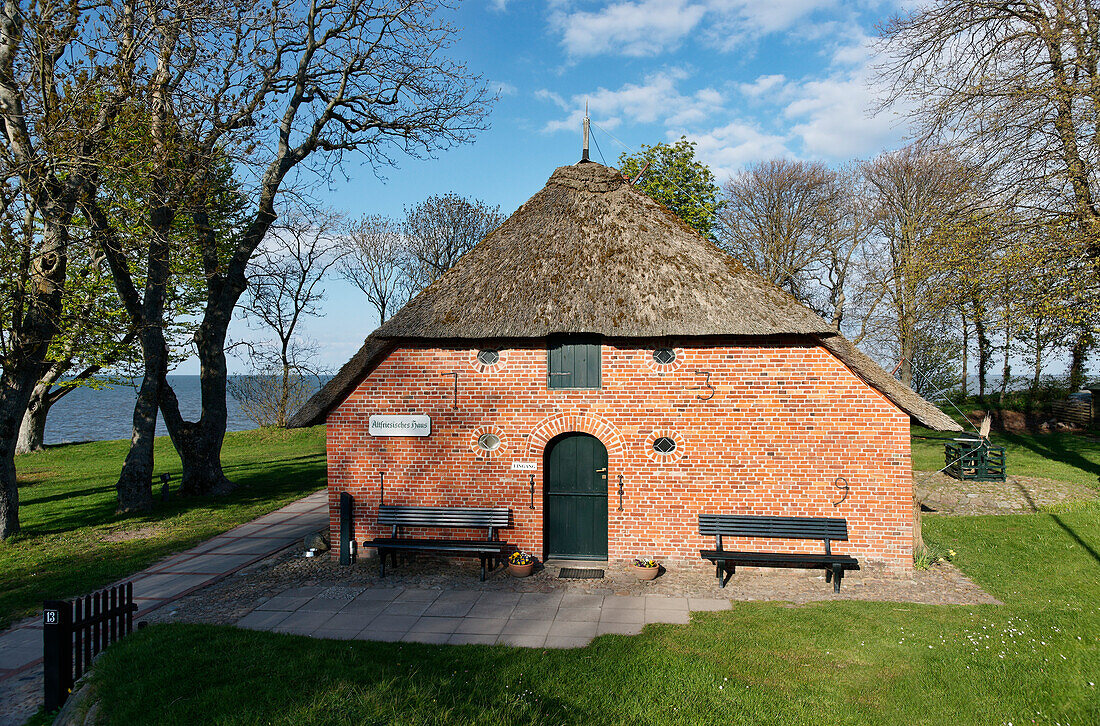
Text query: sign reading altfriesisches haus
368 414 431 437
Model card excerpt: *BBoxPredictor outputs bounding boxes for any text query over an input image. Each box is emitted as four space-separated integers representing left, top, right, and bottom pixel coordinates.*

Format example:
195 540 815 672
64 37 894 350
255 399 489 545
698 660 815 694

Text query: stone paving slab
231 584 741 650
0 489 328 726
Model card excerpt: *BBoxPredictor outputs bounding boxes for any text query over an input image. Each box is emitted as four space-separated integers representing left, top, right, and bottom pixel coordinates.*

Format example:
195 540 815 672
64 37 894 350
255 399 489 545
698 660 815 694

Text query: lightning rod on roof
582 100 590 162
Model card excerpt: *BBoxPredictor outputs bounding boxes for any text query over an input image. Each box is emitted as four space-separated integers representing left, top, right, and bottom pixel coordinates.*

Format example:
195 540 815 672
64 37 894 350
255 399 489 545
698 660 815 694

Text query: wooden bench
699 514 859 592
362 506 512 581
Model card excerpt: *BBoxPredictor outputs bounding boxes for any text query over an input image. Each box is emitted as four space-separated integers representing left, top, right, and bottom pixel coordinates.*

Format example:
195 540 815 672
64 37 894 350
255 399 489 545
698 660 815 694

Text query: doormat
558 567 605 579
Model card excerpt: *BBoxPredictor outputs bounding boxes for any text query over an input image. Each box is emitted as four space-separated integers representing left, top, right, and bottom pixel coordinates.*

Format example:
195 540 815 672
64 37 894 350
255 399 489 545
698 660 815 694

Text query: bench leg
714 561 733 588
379 549 386 578
832 564 842 593
480 557 487 582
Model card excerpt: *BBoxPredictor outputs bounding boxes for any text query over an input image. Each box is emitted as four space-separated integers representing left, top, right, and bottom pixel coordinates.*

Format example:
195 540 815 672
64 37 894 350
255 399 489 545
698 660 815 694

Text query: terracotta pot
632 564 659 581
507 562 534 578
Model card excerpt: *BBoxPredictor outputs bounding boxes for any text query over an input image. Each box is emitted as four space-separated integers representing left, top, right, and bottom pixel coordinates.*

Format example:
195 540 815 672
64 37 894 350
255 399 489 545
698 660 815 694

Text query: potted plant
507 551 536 577
632 557 660 581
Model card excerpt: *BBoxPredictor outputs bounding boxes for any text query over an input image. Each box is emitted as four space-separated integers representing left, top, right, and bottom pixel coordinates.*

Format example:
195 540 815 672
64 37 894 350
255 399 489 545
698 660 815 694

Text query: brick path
0 490 327 726
234 585 730 648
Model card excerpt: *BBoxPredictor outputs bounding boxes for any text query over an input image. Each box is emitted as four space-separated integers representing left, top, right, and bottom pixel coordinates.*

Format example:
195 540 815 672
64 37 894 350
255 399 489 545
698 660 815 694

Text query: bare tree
80 0 493 506
856 145 985 387
233 212 346 427
340 214 408 325
719 159 842 300
402 193 503 294
0 0 140 535
876 1 1100 262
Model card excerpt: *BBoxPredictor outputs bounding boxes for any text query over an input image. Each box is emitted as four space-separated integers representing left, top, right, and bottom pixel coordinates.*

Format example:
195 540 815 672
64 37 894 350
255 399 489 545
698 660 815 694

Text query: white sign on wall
368 414 431 437
511 461 537 471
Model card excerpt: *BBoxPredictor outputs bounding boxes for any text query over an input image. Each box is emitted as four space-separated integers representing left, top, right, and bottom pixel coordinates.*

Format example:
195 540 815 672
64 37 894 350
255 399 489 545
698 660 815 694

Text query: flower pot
507 562 534 578
632 564 659 581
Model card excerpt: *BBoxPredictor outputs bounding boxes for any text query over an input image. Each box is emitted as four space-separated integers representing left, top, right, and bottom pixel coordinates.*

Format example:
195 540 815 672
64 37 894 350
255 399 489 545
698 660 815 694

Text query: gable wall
326 338 914 568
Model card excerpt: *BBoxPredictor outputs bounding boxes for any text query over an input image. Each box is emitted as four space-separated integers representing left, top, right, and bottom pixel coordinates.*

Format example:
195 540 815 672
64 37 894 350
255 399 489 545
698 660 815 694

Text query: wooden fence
43 582 138 712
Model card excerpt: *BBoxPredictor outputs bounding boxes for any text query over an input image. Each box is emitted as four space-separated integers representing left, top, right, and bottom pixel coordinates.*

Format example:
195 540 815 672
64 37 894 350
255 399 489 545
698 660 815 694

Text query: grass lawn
0 426 326 630
912 424 1100 490
76 505 1100 725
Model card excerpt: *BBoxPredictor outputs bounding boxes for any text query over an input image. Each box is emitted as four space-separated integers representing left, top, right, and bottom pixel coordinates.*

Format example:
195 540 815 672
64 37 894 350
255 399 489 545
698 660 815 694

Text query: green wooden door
545 433 608 560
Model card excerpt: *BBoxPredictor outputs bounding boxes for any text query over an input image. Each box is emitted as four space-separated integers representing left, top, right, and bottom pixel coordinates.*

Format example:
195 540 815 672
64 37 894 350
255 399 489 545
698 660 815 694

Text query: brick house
291 161 961 571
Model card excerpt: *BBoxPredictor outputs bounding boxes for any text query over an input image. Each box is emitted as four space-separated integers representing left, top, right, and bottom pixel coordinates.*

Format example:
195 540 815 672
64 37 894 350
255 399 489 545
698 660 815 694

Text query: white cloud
738 74 789 99
551 0 707 57
538 69 723 134
686 122 793 180
780 37 912 159
548 0 838 56
492 81 519 96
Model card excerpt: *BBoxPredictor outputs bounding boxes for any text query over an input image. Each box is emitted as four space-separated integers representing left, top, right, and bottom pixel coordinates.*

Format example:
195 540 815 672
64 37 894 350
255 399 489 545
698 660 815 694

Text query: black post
43 599 73 712
339 491 354 565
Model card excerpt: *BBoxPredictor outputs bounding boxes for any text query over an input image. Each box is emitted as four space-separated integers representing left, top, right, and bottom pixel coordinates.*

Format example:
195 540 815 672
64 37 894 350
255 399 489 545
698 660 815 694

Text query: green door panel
545 433 608 559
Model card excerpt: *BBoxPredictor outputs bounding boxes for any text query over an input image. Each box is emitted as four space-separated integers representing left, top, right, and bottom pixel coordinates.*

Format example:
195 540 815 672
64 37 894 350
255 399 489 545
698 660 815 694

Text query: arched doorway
544 433 608 560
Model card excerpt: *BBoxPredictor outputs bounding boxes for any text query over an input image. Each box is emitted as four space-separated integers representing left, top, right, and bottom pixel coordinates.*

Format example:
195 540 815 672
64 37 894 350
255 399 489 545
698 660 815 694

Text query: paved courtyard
235 585 729 648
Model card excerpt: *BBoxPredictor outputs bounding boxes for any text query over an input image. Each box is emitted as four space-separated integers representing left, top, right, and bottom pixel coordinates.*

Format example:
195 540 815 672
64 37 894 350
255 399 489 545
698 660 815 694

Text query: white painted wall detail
368 414 431 437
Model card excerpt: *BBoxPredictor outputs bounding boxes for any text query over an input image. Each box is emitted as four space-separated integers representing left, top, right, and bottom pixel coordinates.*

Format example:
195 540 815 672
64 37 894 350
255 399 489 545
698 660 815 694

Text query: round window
477 433 501 452
653 348 676 365
477 349 500 366
653 436 676 454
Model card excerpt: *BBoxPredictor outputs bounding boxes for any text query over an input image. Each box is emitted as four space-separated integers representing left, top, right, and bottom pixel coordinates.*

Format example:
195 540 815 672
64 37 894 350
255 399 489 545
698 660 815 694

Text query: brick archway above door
527 413 625 458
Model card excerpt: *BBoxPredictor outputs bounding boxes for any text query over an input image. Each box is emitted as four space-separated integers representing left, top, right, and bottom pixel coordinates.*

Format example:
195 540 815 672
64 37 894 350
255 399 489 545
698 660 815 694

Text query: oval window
653 348 676 365
653 436 676 454
477 349 500 366
477 433 501 452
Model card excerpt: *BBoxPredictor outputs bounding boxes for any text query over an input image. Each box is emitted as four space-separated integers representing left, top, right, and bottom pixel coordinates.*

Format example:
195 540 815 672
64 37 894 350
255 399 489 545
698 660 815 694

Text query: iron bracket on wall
379 470 385 506
617 475 624 511
690 370 715 401
832 476 850 507
529 473 535 509
439 371 458 409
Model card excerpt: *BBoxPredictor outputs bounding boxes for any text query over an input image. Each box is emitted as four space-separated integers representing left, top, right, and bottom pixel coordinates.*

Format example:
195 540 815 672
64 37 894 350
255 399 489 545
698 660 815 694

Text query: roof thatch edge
817 334 963 432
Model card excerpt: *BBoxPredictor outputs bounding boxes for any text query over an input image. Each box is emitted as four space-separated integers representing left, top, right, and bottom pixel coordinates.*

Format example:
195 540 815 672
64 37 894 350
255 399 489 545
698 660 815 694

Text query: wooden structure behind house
291 161 961 570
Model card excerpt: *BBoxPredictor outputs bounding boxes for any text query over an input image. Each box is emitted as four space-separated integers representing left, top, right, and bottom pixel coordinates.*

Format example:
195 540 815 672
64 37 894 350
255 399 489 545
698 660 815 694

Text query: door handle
595 468 607 472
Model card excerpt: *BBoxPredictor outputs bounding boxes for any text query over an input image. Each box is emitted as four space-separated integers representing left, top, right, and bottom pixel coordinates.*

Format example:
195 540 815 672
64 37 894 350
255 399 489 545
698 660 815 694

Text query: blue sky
211 0 917 375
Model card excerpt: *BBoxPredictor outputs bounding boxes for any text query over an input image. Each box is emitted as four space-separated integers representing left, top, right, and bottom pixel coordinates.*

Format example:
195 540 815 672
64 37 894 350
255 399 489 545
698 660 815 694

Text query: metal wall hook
690 370 715 401
529 473 536 510
617 475 624 511
379 470 385 506
832 475 850 507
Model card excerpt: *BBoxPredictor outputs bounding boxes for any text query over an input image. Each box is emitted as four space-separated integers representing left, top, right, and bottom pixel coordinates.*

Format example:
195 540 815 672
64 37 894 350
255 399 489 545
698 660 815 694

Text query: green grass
80 506 1100 725
912 424 1100 489
0 426 326 629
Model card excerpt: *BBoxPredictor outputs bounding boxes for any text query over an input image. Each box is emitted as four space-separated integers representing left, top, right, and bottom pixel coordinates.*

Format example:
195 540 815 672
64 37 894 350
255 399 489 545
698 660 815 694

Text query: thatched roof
375 162 835 339
289 161 961 432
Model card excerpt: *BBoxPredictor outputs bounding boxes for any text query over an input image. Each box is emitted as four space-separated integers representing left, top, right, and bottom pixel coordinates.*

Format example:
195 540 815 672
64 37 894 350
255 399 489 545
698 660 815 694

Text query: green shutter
548 336 601 389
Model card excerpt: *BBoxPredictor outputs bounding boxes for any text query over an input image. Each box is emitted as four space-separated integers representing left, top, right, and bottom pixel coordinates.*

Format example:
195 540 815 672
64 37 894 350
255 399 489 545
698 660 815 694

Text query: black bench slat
698 513 859 592
363 505 513 581
699 514 848 540
377 505 512 528
701 550 858 566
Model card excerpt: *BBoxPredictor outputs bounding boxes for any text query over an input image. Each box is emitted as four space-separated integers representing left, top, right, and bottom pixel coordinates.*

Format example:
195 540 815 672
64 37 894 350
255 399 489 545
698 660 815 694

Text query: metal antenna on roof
582 100 590 162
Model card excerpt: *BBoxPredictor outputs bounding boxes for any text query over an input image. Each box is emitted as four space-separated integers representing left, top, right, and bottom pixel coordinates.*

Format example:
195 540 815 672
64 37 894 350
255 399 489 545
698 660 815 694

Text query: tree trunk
1070 331 1092 390
0 217 70 538
999 319 1012 405
959 309 969 399
15 382 51 454
1031 324 1044 395
973 301 991 401
158 300 235 496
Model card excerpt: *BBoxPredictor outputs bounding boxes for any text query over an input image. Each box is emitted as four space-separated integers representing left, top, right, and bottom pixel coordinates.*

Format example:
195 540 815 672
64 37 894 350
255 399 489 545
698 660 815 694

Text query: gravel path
915 471 1099 515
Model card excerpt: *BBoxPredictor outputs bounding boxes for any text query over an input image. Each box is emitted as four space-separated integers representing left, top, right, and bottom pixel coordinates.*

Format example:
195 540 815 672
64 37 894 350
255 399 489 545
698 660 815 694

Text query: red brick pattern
326 338 914 569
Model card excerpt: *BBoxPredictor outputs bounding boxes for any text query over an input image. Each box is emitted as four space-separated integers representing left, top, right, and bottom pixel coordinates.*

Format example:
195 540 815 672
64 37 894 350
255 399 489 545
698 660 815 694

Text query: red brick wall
326 338 914 569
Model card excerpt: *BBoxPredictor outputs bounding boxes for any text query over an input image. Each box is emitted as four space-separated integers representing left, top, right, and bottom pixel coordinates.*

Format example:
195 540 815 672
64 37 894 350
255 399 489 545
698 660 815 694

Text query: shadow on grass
1002 432 1100 484
1051 514 1100 566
